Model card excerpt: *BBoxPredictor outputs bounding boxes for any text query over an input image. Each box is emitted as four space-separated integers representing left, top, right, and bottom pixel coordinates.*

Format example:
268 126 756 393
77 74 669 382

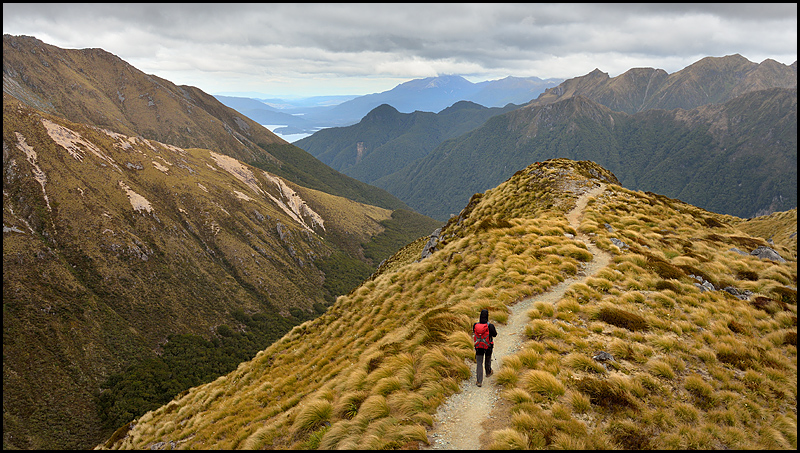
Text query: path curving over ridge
424 184 611 450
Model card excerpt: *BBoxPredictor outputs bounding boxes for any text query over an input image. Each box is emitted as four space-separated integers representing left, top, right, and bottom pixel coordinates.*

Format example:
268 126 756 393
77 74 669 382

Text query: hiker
473 308 497 387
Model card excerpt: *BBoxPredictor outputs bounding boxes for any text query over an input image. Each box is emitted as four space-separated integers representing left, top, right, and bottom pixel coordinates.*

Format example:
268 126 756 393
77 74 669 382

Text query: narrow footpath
424 184 610 450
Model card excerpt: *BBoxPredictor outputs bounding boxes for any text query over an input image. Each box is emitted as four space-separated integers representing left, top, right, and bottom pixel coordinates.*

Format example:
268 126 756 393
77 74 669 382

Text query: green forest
96 307 321 431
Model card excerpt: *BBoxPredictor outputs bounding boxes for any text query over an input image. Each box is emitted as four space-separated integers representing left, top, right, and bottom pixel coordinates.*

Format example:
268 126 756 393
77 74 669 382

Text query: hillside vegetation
102 159 796 450
734 208 798 258
2 93 439 449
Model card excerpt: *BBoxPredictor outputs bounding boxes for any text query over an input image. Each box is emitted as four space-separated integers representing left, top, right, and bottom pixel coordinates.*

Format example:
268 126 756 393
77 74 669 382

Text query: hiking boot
476 381 482 387
486 370 493 377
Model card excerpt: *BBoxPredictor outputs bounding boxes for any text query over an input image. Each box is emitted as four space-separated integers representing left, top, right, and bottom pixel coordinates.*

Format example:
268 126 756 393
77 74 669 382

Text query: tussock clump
655 279 681 292
291 399 333 434
595 305 649 332
606 338 645 362
750 296 787 315
648 358 676 380
503 387 533 405
333 391 367 420
608 418 657 449
737 269 760 281
488 428 529 449
684 374 718 410
475 216 514 232
704 217 727 228
771 286 797 305
521 369 565 400
644 254 686 280
526 319 566 340
573 375 639 410
727 318 750 334
714 342 759 370
419 308 470 344
564 353 607 374
568 390 592 414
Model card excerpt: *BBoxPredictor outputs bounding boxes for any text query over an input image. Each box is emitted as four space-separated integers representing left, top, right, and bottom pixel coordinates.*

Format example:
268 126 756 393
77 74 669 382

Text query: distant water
262 125 314 143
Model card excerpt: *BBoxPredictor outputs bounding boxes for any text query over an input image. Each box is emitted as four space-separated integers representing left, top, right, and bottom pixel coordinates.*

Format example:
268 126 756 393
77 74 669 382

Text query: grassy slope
3 34 409 213
733 208 797 259
103 159 795 450
4 35 440 449
1 95 436 449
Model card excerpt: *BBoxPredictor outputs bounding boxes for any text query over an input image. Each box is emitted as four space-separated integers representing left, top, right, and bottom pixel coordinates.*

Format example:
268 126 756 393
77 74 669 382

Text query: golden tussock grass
488 428 530 449
563 352 607 374
647 358 676 380
509 409 539 433
593 304 650 331
555 298 582 318
109 162 796 451
502 387 533 405
532 300 555 317
567 389 592 414
565 282 603 302
521 369 565 400
526 319 565 340
333 391 367 420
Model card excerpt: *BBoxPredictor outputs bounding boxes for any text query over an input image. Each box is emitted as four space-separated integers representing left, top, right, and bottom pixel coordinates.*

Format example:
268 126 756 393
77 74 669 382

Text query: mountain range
214 74 563 136
529 55 796 113
294 55 797 221
2 34 440 449
294 101 520 185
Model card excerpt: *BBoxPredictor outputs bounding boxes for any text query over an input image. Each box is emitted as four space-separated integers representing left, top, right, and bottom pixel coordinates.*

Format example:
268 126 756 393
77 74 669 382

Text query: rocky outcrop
750 245 787 263
420 227 442 260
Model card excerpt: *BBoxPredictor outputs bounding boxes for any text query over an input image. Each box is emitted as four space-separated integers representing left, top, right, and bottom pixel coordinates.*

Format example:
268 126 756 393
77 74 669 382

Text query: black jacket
473 309 497 348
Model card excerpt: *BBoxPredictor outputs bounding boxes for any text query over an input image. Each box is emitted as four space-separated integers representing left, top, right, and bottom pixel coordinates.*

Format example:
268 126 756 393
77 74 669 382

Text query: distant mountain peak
424 74 469 88
587 68 609 78
361 103 401 122
439 100 486 113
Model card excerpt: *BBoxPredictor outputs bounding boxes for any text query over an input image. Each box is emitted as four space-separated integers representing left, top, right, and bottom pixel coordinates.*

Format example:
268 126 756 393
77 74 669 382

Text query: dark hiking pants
475 346 493 385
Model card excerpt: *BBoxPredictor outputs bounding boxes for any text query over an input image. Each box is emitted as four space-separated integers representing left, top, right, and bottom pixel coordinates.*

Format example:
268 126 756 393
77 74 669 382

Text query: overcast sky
3 3 797 98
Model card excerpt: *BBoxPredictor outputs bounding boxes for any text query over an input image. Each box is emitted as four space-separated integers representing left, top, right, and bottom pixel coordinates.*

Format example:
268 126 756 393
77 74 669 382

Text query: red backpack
473 323 491 349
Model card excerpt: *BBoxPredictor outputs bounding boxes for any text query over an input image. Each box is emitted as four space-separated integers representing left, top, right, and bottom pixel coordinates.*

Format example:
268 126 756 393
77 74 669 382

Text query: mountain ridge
2 35 442 450
293 54 796 222
98 158 797 450
2 34 407 212
530 54 797 113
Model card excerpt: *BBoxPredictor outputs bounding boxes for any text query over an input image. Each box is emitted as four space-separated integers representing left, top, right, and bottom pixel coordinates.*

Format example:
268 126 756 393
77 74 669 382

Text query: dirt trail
424 184 610 450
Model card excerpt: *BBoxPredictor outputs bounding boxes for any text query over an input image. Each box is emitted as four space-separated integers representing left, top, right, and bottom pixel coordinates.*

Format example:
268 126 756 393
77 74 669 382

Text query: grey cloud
3 3 796 95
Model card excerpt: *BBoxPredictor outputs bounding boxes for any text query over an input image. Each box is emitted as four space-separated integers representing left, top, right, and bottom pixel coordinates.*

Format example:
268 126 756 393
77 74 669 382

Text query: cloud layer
3 3 797 96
